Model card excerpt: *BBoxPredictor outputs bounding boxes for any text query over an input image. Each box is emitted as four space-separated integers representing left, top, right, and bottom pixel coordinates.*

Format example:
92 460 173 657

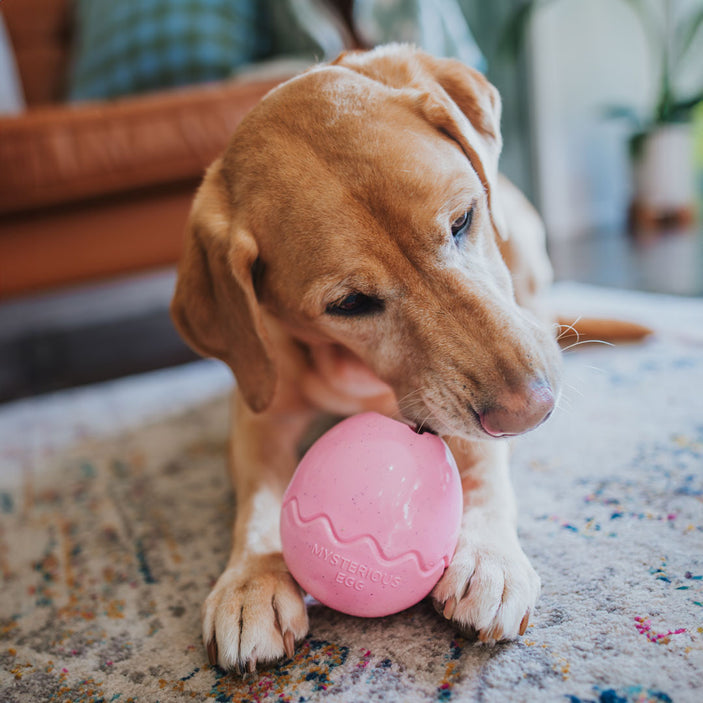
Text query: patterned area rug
1 284 702 702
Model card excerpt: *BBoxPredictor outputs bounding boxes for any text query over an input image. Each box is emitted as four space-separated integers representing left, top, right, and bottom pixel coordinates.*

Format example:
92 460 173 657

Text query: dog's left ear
335 47 507 240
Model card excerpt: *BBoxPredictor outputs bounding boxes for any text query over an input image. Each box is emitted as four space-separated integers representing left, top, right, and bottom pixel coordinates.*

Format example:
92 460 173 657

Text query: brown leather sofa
0 0 357 299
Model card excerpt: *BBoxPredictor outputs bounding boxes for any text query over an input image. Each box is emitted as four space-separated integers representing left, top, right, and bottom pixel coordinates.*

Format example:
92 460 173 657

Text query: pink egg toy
280 412 462 617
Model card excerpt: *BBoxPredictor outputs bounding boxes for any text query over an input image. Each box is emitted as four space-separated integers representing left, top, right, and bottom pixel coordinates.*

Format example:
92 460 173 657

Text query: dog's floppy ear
335 47 507 239
171 160 276 412
414 52 507 241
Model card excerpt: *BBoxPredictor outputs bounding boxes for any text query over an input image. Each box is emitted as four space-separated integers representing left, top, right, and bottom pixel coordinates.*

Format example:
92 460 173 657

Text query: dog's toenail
206 637 219 667
283 630 295 659
443 596 457 620
519 613 530 635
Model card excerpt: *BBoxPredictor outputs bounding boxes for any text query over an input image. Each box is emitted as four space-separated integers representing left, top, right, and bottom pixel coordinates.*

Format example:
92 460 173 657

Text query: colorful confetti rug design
1 284 702 701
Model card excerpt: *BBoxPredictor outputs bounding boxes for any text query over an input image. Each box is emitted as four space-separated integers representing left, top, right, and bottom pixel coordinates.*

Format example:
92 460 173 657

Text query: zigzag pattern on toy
282 496 449 575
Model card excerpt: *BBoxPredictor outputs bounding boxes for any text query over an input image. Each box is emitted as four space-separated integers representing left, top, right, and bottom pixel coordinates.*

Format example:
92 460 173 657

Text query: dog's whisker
555 393 573 411
395 388 428 413
397 387 425 404
398 397 429 414
554 385 576 412
561 338 614 353
556 315 583 336
556 317 583 343
423 391 466 438
395 394 431 425
415 412 431 434
553 398 574 417
393 389 439 431
418 403 437 433
563 381 584 399
413 391 452 435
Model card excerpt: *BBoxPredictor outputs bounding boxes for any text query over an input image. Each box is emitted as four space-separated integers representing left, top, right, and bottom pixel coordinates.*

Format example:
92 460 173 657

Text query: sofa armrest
0 76 286 215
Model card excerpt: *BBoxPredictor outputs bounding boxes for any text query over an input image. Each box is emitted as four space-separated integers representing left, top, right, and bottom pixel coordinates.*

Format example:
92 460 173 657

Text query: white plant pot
633 123 695 213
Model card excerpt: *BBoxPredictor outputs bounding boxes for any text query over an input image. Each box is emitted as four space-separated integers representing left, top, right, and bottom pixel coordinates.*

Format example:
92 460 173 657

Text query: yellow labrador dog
172 44 562 672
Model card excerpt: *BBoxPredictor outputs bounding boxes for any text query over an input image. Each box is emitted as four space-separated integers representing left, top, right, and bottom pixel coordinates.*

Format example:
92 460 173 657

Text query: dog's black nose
479 380 555 437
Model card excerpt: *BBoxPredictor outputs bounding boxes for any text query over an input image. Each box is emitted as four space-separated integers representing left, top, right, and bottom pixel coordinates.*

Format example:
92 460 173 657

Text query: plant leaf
668 91 703 122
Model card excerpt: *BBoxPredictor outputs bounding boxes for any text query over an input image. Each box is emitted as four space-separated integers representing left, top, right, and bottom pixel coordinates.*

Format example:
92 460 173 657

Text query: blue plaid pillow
69 0 266 101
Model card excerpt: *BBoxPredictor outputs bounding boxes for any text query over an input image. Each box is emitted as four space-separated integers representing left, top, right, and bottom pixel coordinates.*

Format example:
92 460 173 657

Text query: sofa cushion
69 0 265 101
0 77 285 216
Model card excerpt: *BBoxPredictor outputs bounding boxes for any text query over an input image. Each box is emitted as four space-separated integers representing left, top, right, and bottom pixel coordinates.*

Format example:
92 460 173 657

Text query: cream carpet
1 283 702 702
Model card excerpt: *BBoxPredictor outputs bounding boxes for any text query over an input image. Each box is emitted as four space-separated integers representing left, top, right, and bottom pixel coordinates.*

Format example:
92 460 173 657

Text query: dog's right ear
171 160 277 412
334 46 508 241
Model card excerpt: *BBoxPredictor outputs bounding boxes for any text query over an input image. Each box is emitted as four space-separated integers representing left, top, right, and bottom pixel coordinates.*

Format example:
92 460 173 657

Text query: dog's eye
451 208 473 241
326 292 384 317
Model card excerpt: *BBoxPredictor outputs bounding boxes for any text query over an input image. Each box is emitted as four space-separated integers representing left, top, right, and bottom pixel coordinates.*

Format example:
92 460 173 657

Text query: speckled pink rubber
280 412 462 617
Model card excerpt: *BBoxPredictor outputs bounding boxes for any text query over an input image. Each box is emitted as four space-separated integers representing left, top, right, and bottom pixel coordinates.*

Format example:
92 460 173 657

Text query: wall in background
529 0 649 238
528 0 703 239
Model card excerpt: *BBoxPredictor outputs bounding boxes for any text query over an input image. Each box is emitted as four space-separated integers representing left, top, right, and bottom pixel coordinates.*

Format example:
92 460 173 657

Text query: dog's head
172 45 561 439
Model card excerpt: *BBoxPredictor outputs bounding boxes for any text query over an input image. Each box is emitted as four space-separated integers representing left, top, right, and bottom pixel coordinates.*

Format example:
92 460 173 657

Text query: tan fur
172 45 564 672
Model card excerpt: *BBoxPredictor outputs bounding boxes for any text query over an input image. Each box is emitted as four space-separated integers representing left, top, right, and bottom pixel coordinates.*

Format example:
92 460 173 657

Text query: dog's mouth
399 399 471 439
401 393 552 441
412 422 438 436
393 407 438 436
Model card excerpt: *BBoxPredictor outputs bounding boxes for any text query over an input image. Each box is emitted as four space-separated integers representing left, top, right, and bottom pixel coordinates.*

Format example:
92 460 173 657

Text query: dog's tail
556 316 653 348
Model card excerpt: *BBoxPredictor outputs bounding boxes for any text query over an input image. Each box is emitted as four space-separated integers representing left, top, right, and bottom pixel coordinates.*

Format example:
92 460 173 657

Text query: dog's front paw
202 553 308 672
431 534 540 644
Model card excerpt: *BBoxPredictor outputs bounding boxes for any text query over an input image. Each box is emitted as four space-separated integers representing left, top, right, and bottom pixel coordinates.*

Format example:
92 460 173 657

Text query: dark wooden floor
1 223 701 403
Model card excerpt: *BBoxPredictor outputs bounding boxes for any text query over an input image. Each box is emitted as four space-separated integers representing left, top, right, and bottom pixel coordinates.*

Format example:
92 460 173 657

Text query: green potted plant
502 0 703 227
